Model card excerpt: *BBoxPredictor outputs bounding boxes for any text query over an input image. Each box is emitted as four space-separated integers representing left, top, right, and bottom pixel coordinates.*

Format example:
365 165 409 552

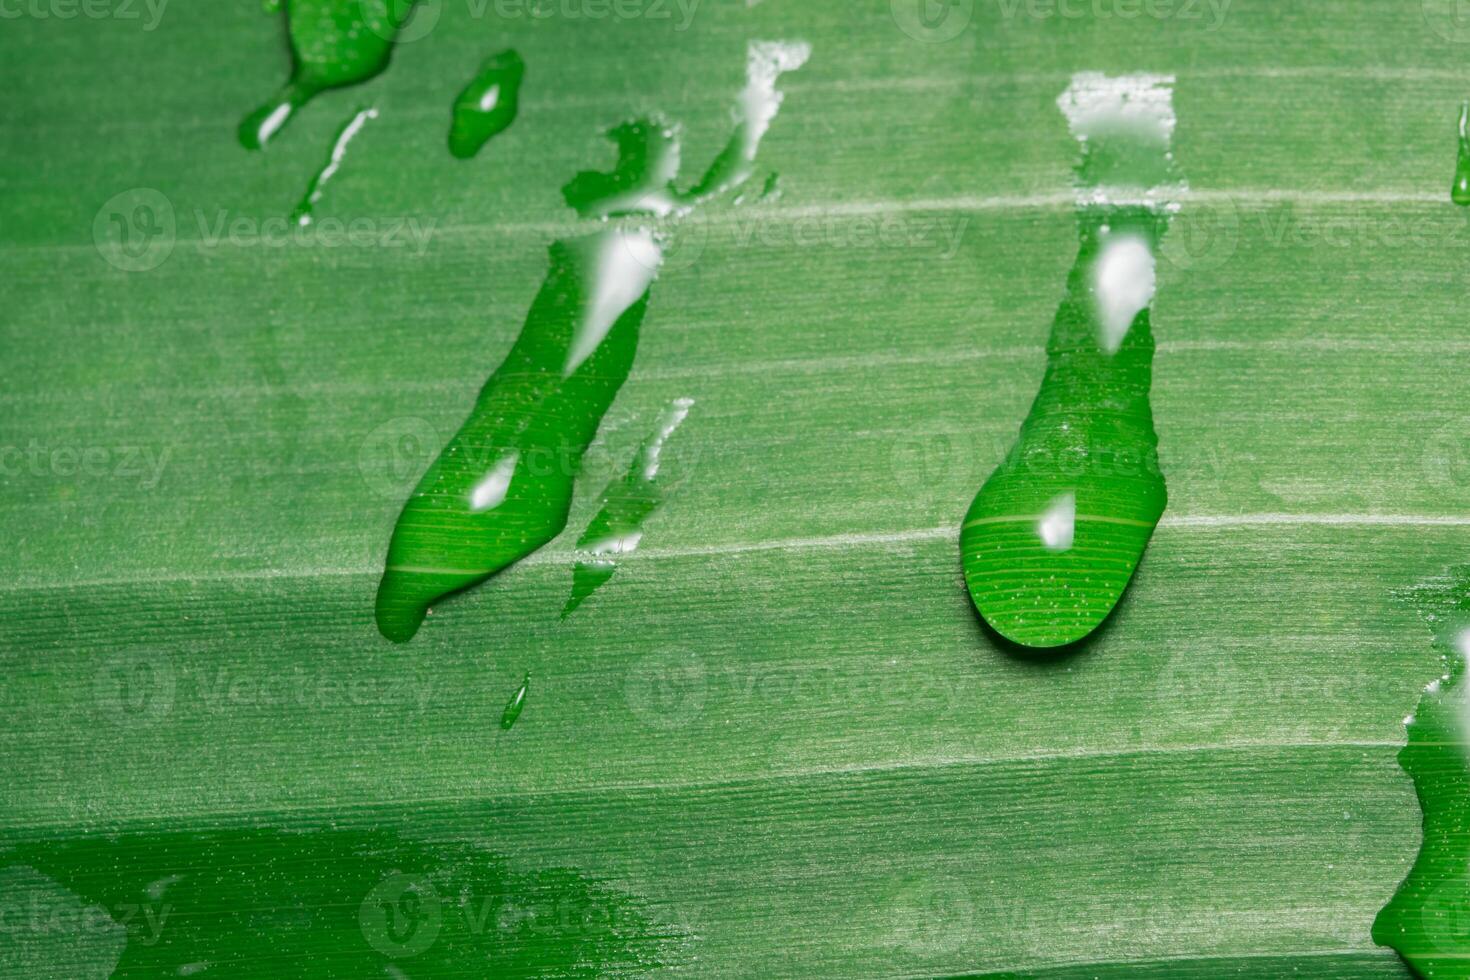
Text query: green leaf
2 0 1464 975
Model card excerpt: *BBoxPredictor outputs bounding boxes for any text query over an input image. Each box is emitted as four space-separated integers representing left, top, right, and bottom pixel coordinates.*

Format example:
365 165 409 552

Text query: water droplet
375 227 663 642
1452 101 1470 206
500 671 530 730
678 41 811 205
960 73 1176 650
563 41 810 219
239 0 414 150
449 49 524 160
1374 568 1470 976
291 106 377 226
562 118 686 220
562 398 694 618
376 41 808 641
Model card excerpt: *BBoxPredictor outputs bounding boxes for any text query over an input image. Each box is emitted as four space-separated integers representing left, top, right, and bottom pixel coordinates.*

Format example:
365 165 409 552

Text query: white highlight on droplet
1057 72 1175 149
469 451 519 512
642 397 695 481
1449 626 1470 751
146 875 182 901
1455 627 1470 665
734 40 813 167
585 530 646 558
1092 232 1156 354
1037 492 1076 552
477 83 501 112
254 102 294 147
564 229 663 377
1057 72 1181 209
296 107 378 227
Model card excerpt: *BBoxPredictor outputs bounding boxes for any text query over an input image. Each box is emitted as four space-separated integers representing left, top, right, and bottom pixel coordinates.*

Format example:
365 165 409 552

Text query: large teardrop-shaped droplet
960 73 1178 649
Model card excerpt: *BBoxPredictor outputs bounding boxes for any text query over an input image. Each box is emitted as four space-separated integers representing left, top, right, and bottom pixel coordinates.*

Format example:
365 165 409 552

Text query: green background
4 0 1469 974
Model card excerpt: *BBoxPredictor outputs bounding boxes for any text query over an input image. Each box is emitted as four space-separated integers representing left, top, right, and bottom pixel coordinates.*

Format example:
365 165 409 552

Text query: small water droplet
290 106 377 226
500 671 530 730
1452 101 1470 206
561 398 695 618
449 49 524 160
239 0 413 150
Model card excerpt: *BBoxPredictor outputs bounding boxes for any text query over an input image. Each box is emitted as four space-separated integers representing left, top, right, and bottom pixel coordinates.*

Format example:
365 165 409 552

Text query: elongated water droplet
562 398 694 618
376 41 808 642
291 106 377 226
240 0 415 150
680 41 811 205
500 671 530 729
1453 101 1470 207
960 73 1178 649
375 226 662 642
1374 568 1470 977
449 49 525 160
